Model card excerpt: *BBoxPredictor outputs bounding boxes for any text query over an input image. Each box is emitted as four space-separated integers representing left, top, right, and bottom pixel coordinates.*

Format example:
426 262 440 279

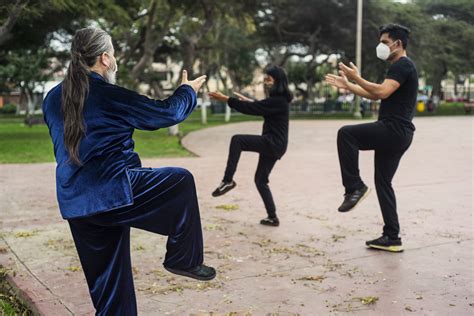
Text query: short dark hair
264 65 293 102
379 23 411 49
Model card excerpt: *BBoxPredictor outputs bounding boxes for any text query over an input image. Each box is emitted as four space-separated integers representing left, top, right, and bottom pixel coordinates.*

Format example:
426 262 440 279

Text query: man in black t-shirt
325 24 418 252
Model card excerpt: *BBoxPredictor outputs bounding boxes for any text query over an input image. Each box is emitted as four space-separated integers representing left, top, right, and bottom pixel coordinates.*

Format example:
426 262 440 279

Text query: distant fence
210 99 376 117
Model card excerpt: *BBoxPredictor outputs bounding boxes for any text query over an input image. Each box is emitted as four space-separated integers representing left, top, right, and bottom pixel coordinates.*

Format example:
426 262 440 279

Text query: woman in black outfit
209 65 292 227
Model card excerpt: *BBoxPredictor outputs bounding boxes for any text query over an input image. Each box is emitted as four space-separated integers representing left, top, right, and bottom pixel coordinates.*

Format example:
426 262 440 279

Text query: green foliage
0 111 259 163
0 0 471 114
0 266 32 315
0 104 17 114
0 49 53 88
415 102 474 116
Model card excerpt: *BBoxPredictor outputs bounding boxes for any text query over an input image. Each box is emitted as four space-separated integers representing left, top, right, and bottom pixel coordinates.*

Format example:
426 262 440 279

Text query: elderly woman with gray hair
42 27 215 315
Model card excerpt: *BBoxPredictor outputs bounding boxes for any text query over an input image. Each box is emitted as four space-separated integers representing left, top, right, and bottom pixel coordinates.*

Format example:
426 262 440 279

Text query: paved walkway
0 117 473 315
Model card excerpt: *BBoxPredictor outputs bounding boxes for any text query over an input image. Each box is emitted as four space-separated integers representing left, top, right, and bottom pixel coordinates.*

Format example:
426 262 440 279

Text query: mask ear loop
389 40 401 58
104 52 115 71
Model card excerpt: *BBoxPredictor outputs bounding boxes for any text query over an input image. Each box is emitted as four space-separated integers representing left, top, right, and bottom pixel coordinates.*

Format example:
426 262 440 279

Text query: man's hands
325 72 349 89
181 70 207 93
325 61 360 89
208 91 229 102
338 62 360 81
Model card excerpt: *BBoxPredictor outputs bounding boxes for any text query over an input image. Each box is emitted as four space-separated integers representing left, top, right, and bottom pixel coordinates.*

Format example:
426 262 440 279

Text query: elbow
168 114 184 127
369 92 384 101
174 108 191 125
374 90 393 100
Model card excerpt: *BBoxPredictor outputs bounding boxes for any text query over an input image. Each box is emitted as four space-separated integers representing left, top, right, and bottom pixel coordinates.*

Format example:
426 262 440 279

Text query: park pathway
0 117 472 315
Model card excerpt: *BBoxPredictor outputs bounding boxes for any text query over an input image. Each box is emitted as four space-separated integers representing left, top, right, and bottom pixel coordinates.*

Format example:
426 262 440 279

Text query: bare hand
208 91 229 102
233 91 253 102
338 62 359 81
325 72 349 89
181 70 207 93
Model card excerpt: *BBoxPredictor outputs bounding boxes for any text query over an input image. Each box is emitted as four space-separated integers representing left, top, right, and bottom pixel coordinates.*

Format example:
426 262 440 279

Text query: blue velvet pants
68 167 204 315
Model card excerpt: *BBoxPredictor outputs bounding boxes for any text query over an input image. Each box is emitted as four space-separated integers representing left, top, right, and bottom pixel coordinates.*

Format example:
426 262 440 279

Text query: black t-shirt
228 96 289 158
379 57 418 131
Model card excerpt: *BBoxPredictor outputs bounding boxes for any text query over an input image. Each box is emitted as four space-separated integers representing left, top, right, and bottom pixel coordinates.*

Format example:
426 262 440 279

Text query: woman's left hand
209 91 229 102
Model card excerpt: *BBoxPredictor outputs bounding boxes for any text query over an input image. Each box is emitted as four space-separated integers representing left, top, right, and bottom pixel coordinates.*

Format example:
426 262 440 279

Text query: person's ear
100 52 111 68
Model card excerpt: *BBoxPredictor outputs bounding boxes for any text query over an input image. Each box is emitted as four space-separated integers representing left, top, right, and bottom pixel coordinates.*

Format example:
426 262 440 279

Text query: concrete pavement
0 116 472 315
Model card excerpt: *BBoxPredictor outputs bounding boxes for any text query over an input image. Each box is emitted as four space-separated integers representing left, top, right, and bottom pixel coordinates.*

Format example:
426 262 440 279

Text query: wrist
353 75 362 84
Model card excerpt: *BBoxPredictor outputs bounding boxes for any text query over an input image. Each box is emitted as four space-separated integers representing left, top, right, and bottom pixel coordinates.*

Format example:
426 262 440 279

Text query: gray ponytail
61 27 112 165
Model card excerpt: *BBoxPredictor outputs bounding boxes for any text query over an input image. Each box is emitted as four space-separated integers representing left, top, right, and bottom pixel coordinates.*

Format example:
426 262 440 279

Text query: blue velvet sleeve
105 83 197 130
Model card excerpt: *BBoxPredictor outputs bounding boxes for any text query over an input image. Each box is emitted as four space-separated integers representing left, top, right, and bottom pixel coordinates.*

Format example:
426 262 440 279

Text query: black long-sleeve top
228 96 289 159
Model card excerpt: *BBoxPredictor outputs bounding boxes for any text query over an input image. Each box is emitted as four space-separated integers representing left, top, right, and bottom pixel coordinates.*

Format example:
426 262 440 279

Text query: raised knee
173 167 194 182
338 126 350 138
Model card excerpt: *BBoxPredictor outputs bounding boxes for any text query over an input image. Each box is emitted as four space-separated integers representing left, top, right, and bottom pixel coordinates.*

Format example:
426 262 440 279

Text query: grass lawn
0 108 376 164
0 111 260 164
0 267 31 315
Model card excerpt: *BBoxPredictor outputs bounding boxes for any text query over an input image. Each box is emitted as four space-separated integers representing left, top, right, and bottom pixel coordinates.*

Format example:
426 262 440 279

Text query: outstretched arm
339 62 400 100
325 73 378 100
208 91 285 116
109 70 206 130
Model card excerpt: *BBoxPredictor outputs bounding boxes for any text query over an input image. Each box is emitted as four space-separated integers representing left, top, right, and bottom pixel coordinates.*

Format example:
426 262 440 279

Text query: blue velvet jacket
42 72 197 219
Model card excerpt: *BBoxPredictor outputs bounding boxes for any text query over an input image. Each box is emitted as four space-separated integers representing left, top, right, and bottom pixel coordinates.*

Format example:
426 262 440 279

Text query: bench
24 116 45 127
464 102 474 114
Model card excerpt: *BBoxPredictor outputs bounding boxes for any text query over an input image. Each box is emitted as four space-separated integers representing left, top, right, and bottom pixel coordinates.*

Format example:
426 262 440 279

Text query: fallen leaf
332 234 346 242
14 231 34 238
204 224 222 231
360 296 378 305
215 204 239 211
298 275 326 282
253 239 272 247
66 266 81 272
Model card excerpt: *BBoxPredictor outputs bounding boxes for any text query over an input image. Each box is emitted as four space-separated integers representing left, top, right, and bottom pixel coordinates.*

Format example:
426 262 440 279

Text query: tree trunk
181 39 197 77
0 0 29 46
430 62 447 100
431 74 444 100
216 70 231 122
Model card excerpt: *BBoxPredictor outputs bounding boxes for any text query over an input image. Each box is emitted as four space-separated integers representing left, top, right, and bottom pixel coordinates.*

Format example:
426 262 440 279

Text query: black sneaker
164 264 216 281
260 216 280 227
212 180 237 197
366 235 403 252
338 185 370 212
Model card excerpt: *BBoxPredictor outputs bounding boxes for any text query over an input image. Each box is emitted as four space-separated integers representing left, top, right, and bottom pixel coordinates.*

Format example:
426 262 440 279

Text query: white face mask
376 41 399 61
104 53 118 84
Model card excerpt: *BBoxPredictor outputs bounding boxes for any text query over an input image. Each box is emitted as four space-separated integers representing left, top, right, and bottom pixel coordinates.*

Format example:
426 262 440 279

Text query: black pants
337 121 413 239
223 135 278 218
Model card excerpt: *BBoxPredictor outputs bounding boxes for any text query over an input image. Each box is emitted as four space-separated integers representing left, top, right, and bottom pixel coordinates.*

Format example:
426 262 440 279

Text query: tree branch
0 0 29 46
131 0 175 81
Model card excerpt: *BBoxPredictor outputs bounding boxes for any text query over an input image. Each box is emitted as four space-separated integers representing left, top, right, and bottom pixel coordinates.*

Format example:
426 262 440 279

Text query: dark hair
379 23 411 49
61 28 112 165
265 65 293 102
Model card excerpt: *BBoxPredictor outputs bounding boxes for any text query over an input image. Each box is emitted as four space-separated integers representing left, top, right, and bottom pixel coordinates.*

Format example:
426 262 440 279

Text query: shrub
0 103 17 114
